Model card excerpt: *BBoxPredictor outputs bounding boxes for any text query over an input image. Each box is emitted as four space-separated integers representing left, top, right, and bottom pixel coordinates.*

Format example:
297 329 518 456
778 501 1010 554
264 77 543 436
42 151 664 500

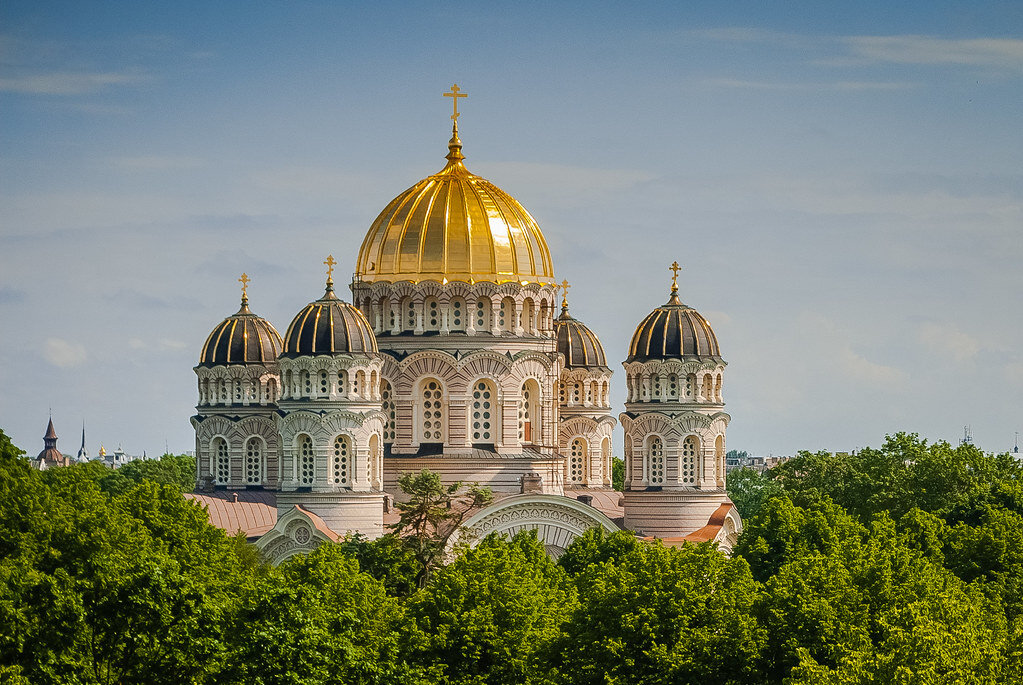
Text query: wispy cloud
704 78 915 91
695 29 1023 74
843 35 1023 71
109 155 205 171
918 322 981 362
43 338 86 368
0 70 145 95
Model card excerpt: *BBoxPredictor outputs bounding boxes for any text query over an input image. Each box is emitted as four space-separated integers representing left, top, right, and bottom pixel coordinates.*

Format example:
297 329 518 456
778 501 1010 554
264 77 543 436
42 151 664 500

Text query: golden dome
355 129 555 285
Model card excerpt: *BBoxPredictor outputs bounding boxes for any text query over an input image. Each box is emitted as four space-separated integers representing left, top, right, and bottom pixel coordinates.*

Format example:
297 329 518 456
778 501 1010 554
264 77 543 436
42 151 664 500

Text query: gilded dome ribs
354 137 554 284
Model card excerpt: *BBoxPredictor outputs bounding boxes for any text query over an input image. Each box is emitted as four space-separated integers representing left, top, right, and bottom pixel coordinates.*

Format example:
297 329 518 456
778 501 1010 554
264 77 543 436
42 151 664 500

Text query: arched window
568 438 587 484
425 297 440 330
471 380 495 443
652 375 662 401
667 374 679 400
647 436 664 485
685 374 695 399
571 382 582 405
212 437 230 485
233 380 243 403
301 370 312 396
539 299 550 332
405 298 416 331
450 298 465 332
381 380 396 442
218 379 228 404
519 379 540 444
521 298 534 334
331 435 351 486
336 369 348 397
499 297 515 332
601 381 610 406
421 379 444 442
353 370 364 398
702 374 713 401
558 380 567 404
297 434 315 485
244 437 264 485
715 374 723 402
265 378 277 403
319 370 329 397
475 298 491 331
386 298 397 330
715 435 725 485
682 436 699 485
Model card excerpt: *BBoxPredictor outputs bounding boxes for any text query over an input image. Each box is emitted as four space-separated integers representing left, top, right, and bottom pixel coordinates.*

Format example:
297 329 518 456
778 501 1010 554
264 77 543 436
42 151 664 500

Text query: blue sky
2 1 1021 457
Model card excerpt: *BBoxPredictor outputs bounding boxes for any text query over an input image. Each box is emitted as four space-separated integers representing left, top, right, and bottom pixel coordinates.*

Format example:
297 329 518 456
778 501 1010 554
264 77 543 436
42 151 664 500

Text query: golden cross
324 255 337 282
670 261 681 290
444 83 467 122
238 273 250 299
560 279 571 308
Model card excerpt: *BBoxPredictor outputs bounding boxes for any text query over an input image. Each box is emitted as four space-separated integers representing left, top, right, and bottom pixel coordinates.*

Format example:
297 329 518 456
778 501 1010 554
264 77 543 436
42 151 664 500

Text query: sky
2 1 1021 458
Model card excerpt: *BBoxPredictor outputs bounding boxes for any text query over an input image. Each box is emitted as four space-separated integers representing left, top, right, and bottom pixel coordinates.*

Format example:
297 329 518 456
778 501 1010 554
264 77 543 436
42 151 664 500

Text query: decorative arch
449 494 620 558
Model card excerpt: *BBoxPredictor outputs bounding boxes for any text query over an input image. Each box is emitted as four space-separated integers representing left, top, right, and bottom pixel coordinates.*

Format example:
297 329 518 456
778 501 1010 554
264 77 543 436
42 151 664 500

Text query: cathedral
187 87 741 562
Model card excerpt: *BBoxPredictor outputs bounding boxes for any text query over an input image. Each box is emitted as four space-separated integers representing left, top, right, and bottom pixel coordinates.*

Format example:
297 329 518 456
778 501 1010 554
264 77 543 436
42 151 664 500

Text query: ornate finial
238 272 250 304
560 279 571 310
323 255 337 295
444 83 467 127
443 84 467 164
669 261 681 293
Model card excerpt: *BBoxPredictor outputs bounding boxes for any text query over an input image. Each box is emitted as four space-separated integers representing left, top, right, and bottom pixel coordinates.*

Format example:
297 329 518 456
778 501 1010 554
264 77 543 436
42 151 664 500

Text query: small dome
355 128 555 285
628 287 720 362
555 305 608 369
200 298 283 367
283 282 377 357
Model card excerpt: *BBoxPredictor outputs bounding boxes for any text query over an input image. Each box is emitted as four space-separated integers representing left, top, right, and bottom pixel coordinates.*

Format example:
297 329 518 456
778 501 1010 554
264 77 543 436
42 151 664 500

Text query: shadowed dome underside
200 304 283 367
355 137 554 285
283 290 377 357
555 310 608 369
628 294 721 362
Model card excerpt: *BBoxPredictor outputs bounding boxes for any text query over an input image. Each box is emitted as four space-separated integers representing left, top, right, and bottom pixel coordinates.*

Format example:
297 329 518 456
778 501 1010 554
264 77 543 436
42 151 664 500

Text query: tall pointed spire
77 422 89 462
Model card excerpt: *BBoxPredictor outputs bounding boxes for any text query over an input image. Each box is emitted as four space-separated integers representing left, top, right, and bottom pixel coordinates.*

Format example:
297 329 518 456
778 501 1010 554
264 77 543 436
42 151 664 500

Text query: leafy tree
224 544 407 685
337 533 420 597
390 469 492 587
550 534 765 685
404 532 577 685
0 440 258 684
116 453 196 492
726 466 784 519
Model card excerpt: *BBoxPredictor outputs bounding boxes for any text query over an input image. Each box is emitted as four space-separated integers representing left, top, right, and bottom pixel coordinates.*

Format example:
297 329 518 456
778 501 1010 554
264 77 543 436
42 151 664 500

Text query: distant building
32 419 71 470
725 454 793 474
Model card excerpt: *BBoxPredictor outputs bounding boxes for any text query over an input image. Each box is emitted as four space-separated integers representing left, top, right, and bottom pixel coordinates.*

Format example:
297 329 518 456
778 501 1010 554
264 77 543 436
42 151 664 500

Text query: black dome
199 299 283 367
554 305 608 369
627 289 720 362
283 284 377 356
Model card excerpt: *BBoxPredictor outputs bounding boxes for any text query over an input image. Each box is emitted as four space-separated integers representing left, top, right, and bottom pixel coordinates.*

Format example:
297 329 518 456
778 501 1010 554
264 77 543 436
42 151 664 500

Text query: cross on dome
238 273 250 300
324 255 337 283
444 83 467 123
670 261 681 292
560 279 571 310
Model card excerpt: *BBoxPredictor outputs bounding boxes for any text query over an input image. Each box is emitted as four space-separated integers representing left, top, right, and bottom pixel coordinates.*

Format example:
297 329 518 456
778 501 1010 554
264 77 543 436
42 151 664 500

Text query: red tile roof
185 490 278 538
